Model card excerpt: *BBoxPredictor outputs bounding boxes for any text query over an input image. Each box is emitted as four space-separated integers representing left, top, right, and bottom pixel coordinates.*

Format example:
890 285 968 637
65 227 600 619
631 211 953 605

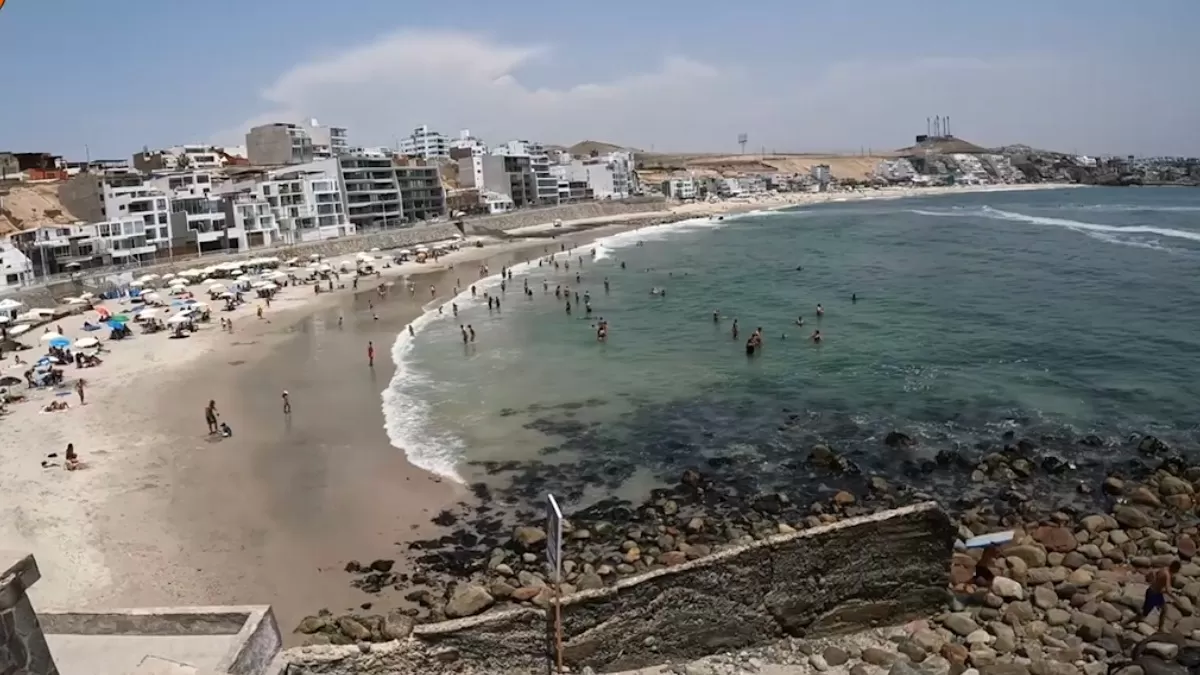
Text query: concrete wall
280 502 954 675
0 198 668 307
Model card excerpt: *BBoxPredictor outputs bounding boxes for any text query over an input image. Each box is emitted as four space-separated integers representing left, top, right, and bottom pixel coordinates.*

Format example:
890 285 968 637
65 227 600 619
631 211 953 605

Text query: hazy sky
1 0 1196 160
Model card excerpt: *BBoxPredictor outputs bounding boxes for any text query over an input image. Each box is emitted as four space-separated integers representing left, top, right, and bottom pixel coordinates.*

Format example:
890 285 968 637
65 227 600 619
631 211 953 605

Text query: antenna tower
737 133 748 155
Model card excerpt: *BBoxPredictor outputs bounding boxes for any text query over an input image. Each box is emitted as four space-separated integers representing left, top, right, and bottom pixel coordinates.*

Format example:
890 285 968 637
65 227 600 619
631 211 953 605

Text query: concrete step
129 655 228 675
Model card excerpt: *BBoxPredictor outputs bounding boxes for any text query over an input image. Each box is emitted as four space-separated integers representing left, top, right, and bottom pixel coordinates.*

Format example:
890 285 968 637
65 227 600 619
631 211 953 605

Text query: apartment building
491 140 558 205
298 119 349 159
145 171 244 254
100 176 174 252
0 240 32 288
218 159 351 245
8 219 156 276
394 162 447 222
662 177 697 200
338 154 403 230
399 125 449 160
246 123 315 165
449 129 487 156
132 145 223 173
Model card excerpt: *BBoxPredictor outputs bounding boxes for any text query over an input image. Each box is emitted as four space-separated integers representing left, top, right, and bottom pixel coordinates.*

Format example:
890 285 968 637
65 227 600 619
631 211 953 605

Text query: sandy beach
0 182 1075 636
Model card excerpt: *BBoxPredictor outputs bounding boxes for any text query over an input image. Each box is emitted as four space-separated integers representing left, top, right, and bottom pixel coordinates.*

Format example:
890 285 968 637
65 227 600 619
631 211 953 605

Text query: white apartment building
100 180 174 251
458 155 486 192
79 218 158 264
662 177 697 200
218 158 351 245
145 171 244 254
399 125 449 160
299 118 349 159
491 140 557 205
449 129 487 156
0 241 32 288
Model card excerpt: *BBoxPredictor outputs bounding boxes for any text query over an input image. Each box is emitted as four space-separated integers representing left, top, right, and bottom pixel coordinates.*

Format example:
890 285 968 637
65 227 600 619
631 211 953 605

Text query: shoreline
0 182 1083 632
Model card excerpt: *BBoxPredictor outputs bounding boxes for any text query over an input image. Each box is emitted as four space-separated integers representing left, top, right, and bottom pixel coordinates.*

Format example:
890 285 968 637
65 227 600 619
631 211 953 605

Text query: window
158 213 167 224
98 224 110 237
160 227 168 239
156 199 167 209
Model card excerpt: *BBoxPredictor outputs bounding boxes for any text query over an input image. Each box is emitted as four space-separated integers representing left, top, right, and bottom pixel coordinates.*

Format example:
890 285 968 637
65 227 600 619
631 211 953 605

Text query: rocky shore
284 427 1200 674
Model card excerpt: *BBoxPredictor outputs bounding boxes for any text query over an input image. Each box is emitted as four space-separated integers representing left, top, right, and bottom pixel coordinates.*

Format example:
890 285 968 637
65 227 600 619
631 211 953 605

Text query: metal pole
554 583 564 673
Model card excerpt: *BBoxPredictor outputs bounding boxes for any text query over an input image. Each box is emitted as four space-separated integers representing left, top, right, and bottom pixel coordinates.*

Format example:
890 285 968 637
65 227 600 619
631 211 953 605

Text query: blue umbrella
105 320 126 330
48 337 70 348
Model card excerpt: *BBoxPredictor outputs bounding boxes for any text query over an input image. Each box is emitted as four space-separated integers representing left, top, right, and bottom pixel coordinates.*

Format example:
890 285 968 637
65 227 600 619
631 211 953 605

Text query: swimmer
460 325 469 344
713 310 720 323
430 285 436 298
816 304 824 317
471 285 477 297
620 261 627 269
811 330 822 343
795 316 804 326
732 319 739 340
745 337 756 356
852 293 857 303
604 277 610 292
565 300 572 314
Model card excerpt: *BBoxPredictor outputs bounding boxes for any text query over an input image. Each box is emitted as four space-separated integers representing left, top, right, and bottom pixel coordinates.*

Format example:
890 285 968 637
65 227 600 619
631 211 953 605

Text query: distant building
810 164 831 185
661 177 697 200
297 119 348 159
0 240 32 288
132 145 222 173
492 140 557 205
449 129 487 156
216 158 351 245
99 174 175 253
9 219 156 275
246 123 315 166
338 154 403 229
395 159 447 222
399 125 449 160
0 153 19 181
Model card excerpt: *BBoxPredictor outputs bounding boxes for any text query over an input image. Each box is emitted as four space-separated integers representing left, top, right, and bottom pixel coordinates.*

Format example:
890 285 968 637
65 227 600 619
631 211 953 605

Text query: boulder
885 430 916 447
1159 475 1193 496
991 576 1024 600
944 612 981 637
1115 505 1154 529
512 526 547 549
444 584 495 618
1034 526 1078 553
1005 545 1048 568
381 612 414 641
336 616 371 642
862 647 897 666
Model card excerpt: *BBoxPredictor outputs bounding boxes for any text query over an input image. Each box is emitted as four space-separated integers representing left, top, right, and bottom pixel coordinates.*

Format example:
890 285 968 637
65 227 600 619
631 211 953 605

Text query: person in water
745 337 757 356
816 304 824 317
852 293 857 303
811 330 822 343
731 319 739 339
713 310 720 323
795 316 804 326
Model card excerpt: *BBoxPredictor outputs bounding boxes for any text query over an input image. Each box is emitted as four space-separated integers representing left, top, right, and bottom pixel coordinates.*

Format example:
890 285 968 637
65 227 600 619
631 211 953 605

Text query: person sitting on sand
220 422 233 438
42 400 70 413
64 443 86 471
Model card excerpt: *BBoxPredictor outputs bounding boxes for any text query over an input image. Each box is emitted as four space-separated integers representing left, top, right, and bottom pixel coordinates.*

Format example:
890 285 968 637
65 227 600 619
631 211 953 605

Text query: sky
1 0 1197 160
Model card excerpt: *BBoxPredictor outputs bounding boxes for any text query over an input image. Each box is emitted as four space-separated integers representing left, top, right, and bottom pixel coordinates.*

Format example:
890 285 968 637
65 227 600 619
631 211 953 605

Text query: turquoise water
384 187 1200 503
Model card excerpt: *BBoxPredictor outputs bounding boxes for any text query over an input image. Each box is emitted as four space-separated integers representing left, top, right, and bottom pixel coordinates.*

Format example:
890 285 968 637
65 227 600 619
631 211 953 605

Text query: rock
1035 526 1078 553
1006 545 1048 568
489 579 516 599
809 444 840 468
659 551 687 566
1179 535 1197 559
851 666 873 675
687 517 705 533
1045 608 1072 626
1130 487 1164 508
511 586 541 602
1115 506 1154 529
1004 601 1036 624
989 622 1016 653
810 654 830 671
295 616 327 634
1080 514 1116 533
623 547 641 564
912 629 945 653
381 612 414 641
1143 642 1180 659
898 640 927 663
1076 543 1102 560
571 529 592 540
1066 568 1093 585
1138 435 1170 455
662 500 679 515
337 616 371 642
1113 668 1145 675
1160 475 1193 496
863 647 898 666
1034 586 1059 609
991 576 1024 600
966 629 991 645
368 559 394 573
833 490 856 506
512 526 547 549
444 584 494 618
576 572 603 590
1165 494 1193 510
1104 477 1126 495
890 662 923 675
1135 657 1187 675
944 612 981 637
886 430 916 447
870 476 892 493
823 646 850 666
1075 614 1106 642
980 666 1030 675
941 643 969 666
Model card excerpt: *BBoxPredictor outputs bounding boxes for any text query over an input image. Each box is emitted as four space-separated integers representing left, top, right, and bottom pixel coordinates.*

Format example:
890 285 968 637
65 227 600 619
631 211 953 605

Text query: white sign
546 493 564 584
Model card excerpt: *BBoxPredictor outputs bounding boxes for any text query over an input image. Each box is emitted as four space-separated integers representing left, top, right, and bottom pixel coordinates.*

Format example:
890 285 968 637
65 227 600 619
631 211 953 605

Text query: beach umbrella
0 316 9 325
48 337 70 348
8 324 31 337
169 278 188 287
161 273 176 280
137 308 159 319
129 279 145 288
96 306 112 319
0 375 21 387
74 337 99 349
40 332 66 343
105 320 126 330
110 314 130 323
166 313 192 325
0 298 23 311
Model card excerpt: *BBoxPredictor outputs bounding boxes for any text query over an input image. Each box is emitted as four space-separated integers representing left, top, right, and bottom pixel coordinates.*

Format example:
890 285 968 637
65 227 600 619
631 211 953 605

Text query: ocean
382 187 1200 510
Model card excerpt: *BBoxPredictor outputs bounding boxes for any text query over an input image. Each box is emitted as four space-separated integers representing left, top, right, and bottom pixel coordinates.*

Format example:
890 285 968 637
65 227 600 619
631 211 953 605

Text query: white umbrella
138 308 160 319
80 292 94 300
169 286 190 296
161 273 176 280
166 313 192 325
74 337 99 349
398 249 412 255
0 316 9 325
9 324 31 337
206 283 228 294
0 298 24 311
169 277 188 285
40 332 66 343
309 253 322 260
129 279 145 288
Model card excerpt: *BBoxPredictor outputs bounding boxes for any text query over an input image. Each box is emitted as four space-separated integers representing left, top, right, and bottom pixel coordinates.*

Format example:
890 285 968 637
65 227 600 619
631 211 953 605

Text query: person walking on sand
75 378 86 405
1142 560 1180 631
281 390 291 415
367 341 375 368
205 400 219 435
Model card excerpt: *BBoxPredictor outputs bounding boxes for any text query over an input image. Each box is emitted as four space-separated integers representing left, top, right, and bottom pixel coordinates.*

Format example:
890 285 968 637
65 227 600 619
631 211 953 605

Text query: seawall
278 501 954 674
1 199 669 308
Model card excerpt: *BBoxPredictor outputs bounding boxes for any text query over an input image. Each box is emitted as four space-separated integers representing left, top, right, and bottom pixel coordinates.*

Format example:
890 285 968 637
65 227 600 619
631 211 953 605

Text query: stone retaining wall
0 199 668 308
279 501 954 674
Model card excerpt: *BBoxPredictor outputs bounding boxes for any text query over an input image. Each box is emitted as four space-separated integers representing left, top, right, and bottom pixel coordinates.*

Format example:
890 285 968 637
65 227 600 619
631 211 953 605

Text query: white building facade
219 158 352 245
299 119 349 159
449 129 487 156
399 125 449 160
101 181 174 251
0 241 33 288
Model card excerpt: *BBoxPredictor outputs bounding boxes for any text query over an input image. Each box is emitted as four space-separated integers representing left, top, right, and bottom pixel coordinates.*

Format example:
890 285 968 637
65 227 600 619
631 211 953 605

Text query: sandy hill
0 181 85 236
894 136 990 155
568 140 637 156
634 152 892 183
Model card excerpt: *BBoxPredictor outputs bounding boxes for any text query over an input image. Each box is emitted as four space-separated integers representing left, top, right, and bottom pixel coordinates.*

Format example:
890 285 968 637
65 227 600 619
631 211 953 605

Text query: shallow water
384 187 1200 509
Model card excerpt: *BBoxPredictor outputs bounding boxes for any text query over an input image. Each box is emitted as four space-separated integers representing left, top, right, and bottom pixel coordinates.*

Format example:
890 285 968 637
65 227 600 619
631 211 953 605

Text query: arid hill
0 181 88 236
634 152 893 183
